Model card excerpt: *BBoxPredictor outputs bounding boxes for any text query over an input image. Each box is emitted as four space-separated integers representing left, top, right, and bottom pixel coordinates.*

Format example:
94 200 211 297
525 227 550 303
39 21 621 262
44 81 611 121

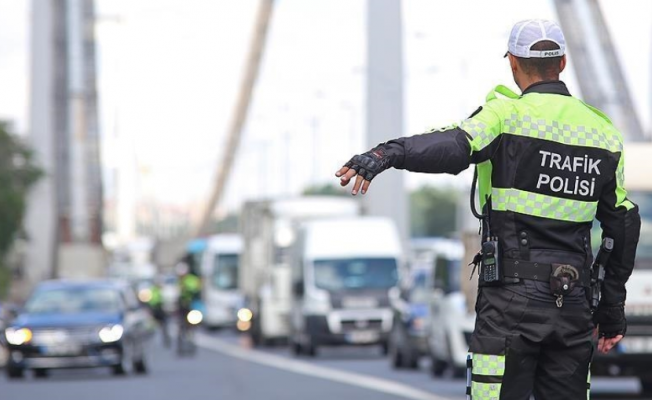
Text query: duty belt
503 258 591 287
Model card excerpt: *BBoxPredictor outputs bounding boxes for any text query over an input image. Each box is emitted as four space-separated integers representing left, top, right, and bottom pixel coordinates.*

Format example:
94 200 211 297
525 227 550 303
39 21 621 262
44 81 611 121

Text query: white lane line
195 333 453 400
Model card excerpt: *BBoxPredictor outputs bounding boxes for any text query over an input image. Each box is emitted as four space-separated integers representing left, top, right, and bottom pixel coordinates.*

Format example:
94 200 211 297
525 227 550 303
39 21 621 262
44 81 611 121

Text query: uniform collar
522 80 571 97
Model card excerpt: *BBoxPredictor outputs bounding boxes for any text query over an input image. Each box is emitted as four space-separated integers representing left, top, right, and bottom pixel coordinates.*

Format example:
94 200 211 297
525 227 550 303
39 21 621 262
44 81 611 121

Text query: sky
1 0 652 219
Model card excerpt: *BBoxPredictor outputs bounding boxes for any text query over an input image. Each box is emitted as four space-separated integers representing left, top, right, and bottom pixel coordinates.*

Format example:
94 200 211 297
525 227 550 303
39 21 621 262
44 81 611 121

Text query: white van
289 217 404 356
200 234 243 330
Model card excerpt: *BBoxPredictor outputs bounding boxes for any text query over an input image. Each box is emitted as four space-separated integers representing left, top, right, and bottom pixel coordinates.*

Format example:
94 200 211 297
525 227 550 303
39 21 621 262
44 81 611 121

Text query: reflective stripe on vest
492 188 598 222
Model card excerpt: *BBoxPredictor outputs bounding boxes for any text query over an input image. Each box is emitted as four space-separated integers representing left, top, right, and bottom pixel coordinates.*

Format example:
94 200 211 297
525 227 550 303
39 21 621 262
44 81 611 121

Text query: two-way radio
470 168 501 284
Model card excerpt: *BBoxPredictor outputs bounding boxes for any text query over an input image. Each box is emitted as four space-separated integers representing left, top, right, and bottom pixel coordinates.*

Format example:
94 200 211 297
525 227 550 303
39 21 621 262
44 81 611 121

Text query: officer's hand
593 302 627 349
598 334 623 354
335 147 391 195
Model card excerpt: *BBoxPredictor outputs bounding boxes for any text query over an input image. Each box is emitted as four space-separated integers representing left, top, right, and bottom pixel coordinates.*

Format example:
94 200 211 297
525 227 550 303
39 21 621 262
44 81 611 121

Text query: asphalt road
0 329 648 400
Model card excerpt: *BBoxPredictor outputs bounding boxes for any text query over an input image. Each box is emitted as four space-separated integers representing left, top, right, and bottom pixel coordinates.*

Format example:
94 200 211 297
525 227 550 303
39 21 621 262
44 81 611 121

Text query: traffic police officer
336 19 641 400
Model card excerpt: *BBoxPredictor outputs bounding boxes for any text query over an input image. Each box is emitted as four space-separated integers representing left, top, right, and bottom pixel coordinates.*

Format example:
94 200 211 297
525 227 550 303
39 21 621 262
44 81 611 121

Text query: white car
418 239 473 378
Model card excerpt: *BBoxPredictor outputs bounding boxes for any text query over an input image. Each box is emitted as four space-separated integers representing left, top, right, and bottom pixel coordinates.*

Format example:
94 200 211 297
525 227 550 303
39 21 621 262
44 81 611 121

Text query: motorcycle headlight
5 327 32 345
187 310 203 325
99 324 124 343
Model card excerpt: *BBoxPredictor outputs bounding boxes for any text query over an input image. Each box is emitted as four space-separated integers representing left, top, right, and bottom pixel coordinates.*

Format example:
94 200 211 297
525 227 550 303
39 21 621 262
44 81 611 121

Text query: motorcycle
177 300 204 356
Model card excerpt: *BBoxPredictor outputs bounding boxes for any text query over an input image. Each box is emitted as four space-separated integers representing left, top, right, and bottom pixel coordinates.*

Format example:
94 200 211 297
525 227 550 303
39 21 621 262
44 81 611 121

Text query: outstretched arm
336 102 506 195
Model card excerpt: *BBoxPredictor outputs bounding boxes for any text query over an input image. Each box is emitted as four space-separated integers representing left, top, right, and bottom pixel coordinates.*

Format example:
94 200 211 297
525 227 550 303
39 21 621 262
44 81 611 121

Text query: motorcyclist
176 261 201 354
147 277 170 348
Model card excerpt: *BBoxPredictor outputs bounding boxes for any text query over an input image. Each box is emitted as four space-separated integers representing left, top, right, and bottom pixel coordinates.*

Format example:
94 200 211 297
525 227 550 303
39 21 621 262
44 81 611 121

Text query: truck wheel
34 368 49 378
290 339 303 356
305 341 318 357
6 365 24 379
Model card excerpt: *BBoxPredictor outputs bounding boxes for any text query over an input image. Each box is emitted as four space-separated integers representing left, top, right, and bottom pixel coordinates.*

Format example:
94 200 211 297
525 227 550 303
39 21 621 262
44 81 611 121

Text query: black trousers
468 286 594 400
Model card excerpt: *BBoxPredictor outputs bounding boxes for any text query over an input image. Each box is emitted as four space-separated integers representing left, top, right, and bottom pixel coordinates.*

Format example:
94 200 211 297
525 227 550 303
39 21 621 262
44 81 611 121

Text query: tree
210 213 240 234
0 122 42 298
302 183 349 197
410 185 458 238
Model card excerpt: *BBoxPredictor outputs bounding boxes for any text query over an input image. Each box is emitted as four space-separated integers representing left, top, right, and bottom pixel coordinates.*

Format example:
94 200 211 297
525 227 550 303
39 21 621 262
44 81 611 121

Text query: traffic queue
2 188 651 393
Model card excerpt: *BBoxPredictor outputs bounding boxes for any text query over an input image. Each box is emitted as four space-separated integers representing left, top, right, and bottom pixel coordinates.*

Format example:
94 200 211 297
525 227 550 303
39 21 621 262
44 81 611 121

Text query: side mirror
292 281 305 297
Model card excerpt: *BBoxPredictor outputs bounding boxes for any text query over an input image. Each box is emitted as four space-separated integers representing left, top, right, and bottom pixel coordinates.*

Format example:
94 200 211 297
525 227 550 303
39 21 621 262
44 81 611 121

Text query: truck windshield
313 258 398 291
212 254 239 290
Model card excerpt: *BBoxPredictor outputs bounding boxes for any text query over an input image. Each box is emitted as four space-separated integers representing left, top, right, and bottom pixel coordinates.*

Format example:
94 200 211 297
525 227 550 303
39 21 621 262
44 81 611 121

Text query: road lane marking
196 333 452 400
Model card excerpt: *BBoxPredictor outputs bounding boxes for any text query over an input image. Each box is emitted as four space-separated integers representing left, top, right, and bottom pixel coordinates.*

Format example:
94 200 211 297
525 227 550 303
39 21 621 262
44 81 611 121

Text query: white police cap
506 19 566 58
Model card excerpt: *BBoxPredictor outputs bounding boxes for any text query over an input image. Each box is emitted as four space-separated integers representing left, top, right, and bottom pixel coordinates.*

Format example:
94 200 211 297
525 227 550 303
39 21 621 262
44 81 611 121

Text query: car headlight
187 310 203 325
237 308 253 323
99 324 124 343
5 327 32 345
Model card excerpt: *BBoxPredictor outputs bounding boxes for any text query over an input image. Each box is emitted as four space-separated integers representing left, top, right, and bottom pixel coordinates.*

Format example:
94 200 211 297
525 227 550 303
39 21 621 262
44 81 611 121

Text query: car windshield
212 254 239 290
25 287 122 314
313 258 398 291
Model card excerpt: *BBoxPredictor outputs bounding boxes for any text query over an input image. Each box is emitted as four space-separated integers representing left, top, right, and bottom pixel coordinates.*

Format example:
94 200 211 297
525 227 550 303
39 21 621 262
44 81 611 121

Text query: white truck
591 143 652 394
239 197 360 346
288 217 404 356
200 234 243 330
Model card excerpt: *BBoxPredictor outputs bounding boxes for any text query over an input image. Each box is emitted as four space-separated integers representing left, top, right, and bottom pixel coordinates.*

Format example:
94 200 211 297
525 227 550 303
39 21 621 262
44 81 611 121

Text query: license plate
619 337 652 354
42 344 82 356
347 330 379 344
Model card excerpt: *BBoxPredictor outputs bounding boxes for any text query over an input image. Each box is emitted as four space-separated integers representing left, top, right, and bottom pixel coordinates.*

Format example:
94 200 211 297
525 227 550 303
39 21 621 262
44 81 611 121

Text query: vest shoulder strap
485 85 520 102
579 101 614 125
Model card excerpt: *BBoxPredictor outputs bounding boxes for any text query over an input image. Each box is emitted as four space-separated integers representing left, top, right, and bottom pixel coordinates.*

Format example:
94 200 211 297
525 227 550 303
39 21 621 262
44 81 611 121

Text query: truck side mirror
292 281 305 297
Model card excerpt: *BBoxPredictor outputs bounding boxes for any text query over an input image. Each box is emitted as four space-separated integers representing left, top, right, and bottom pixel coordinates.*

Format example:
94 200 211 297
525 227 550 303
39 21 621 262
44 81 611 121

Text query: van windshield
313 258 398 291
212 254 239 290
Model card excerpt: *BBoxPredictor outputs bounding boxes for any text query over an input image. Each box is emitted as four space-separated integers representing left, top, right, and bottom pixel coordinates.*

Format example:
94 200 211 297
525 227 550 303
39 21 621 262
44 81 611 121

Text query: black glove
593 302 627 338
343 145 392 181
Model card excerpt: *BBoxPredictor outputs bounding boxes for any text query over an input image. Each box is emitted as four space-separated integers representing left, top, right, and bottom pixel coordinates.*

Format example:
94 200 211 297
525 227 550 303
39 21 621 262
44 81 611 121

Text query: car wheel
112 361 127 376
34 368 49 378
6 365 24 379
408 352 419 370
430 354 447 377
640 377 652 395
